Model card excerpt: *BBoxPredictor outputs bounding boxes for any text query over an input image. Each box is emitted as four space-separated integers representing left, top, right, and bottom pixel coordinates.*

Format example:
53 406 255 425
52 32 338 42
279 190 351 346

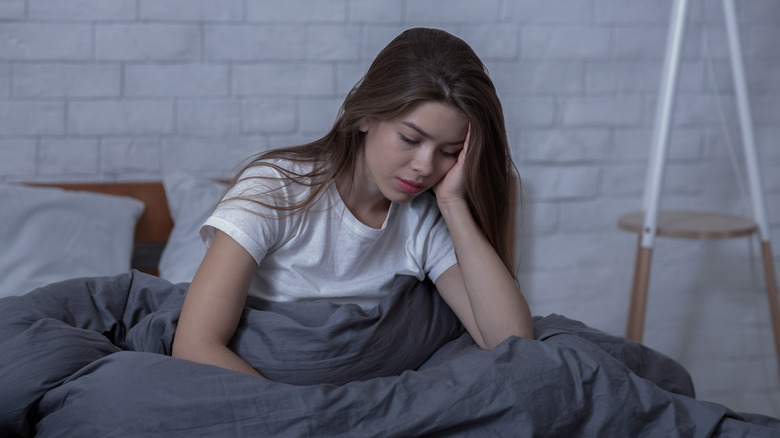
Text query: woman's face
358 101 468 204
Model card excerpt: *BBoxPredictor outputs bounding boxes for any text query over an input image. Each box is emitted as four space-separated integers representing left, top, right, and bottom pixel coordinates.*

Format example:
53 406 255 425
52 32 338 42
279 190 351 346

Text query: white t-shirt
200 159 458 309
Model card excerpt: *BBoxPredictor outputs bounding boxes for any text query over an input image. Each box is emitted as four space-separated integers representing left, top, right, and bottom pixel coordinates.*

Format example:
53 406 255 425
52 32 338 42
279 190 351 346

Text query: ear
359 118 370 133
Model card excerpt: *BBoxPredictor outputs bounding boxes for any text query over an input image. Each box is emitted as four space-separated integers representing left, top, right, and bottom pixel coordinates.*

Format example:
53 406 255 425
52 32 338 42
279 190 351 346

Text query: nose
410 148 434 176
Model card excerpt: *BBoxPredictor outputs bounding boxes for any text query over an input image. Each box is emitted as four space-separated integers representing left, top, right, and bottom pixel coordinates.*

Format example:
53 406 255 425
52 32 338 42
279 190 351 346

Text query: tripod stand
617 0 780 370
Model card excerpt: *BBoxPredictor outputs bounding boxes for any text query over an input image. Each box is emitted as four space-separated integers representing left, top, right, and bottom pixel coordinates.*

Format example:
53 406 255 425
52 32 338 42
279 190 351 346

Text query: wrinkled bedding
1 271 779 437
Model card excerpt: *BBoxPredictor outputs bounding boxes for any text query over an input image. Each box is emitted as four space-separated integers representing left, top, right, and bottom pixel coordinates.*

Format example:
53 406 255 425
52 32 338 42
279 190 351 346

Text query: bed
1 177 780 437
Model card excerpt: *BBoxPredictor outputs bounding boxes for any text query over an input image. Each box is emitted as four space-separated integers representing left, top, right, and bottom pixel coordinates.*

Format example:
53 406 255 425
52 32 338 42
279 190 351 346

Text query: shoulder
232 157 317 197
239 157 314 180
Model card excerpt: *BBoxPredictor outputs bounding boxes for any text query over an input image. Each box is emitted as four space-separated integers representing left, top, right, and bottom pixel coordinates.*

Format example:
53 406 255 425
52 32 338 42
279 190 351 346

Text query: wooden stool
619 0 780 376
618 210 780 364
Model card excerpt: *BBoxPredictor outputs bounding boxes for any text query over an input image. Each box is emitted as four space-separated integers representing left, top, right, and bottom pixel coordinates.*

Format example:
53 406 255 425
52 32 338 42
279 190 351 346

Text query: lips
396 178 426 194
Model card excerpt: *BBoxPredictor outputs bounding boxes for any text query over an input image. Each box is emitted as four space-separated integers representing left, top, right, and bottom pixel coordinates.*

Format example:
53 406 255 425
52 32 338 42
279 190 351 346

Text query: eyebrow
401 121 465 146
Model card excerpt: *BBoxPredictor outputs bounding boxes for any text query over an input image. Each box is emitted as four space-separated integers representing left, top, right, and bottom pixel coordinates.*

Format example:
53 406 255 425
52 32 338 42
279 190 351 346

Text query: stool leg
626 239 653 342
760 241 780 376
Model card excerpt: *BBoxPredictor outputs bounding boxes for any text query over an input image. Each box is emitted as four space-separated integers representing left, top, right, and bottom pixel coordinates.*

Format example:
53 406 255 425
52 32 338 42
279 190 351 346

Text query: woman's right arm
171 230 265 377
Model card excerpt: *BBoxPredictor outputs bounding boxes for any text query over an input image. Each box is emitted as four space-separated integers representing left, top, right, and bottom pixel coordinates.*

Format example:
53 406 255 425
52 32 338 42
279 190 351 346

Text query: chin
384 189 419 204
389 194 417 204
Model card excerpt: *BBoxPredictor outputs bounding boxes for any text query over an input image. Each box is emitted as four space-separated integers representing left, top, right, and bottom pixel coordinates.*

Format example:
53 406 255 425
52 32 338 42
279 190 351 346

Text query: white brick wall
1 0 778 417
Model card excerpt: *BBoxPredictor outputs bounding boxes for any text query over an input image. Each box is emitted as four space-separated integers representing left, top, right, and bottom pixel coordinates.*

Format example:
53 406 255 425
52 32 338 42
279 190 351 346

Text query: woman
172 27 533 379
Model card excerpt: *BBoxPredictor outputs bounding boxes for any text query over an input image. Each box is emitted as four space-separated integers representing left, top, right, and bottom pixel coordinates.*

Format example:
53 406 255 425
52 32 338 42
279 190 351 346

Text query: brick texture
0 0 778 418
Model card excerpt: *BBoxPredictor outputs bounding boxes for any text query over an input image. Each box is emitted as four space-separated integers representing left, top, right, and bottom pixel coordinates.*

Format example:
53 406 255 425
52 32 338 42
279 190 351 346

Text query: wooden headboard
36 182 173 275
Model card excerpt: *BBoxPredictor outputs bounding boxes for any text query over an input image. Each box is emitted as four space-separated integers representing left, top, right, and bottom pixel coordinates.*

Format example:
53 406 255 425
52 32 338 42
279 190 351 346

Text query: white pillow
0 183 145 298
159 172 226 284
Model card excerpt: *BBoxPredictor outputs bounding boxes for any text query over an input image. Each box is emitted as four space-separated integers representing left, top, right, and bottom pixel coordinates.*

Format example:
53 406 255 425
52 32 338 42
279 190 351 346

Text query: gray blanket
1 271 778 437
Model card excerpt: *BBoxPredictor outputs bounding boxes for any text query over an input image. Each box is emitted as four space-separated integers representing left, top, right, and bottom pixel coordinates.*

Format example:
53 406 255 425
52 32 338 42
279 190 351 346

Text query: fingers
462 123 471 159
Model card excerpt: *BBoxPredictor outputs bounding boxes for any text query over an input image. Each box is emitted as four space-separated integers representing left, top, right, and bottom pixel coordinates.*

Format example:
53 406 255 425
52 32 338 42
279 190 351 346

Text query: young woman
172 27 533 378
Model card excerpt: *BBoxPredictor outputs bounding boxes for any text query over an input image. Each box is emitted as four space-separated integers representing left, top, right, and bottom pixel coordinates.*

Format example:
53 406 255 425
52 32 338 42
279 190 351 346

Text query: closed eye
399 134 420 145
441 149 461 158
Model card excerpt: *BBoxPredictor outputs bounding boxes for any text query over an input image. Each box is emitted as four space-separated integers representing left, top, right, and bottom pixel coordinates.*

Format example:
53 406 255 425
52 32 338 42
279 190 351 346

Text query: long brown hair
224 27 520 275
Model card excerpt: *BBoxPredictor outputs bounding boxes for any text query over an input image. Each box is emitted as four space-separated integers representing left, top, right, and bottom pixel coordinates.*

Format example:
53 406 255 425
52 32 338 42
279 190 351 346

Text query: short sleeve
424 216 457 282
200 163 296 265
419 199 458 283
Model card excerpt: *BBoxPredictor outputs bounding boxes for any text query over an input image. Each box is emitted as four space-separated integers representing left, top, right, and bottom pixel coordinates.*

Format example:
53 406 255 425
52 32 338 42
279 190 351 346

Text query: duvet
1 270 779 437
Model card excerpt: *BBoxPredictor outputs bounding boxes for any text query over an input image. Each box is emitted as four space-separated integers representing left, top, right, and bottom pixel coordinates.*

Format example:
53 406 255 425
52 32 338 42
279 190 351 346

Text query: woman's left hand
433 123 470 208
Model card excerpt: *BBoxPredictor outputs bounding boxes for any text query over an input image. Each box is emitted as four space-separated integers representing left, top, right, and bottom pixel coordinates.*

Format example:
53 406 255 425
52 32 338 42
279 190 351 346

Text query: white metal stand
618 0 780 367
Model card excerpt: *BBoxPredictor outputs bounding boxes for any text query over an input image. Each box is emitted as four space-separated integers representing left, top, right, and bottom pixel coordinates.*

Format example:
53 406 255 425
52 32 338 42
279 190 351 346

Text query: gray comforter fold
1 270 778 437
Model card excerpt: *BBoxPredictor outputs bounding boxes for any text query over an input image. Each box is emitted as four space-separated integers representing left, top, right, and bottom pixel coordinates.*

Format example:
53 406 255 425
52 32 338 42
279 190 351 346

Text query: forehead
392 101 468 135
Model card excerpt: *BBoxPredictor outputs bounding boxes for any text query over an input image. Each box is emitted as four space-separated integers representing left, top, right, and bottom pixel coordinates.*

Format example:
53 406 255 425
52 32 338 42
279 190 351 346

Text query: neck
335 158 390 229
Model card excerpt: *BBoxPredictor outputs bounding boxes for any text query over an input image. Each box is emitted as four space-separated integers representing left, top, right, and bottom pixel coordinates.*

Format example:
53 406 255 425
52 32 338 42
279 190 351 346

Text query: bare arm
434 126 533 350
171 230 265 377
435 207 533 350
